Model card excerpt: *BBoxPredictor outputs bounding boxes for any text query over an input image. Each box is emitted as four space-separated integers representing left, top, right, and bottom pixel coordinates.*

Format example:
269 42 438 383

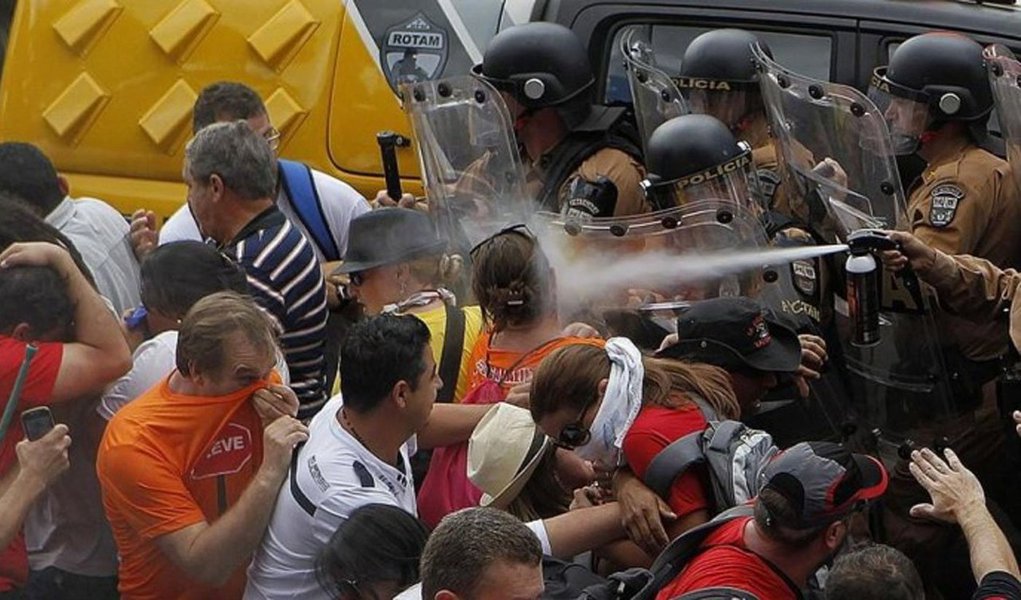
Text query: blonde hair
406 253 464 289
530 344 739 423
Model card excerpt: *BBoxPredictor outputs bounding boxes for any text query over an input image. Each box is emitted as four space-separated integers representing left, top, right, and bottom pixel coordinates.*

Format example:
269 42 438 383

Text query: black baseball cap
758 441 888 529
656 297 802 373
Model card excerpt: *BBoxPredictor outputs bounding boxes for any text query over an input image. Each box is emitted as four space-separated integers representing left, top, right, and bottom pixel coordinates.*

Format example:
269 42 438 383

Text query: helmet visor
676 78 757 131
643 144 763 212
868 67 933 155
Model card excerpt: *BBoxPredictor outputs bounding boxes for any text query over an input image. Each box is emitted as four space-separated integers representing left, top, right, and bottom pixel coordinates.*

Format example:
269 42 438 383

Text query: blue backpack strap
278 159 341 261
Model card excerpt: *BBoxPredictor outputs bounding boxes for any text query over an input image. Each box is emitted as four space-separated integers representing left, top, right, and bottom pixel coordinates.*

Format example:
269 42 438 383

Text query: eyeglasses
469 223 533 260
263 126 281 152
554 395 600 449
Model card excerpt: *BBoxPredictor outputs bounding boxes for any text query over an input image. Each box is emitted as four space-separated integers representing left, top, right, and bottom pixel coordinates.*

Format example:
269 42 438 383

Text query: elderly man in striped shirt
183 121 328 418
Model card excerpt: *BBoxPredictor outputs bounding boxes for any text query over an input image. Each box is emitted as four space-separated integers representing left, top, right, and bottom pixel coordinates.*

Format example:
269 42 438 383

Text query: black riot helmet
676 29 772 132
869 32 993 154
640 114 761 211
679 28 770 86
472 23 595 128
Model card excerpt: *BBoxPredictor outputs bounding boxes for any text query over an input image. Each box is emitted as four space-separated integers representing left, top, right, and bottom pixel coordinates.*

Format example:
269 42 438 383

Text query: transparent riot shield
403 76 529 254
754 45 909 234
754 47 957 447
620 26 690 152
534 202 849 441
986 44 1021 191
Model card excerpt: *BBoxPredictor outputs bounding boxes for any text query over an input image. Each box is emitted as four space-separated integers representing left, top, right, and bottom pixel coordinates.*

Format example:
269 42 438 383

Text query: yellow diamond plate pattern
53 0 123 56
264 88 307 142
150 0 220 64
43 73 110 145
139 80 198 154
247 1 320 72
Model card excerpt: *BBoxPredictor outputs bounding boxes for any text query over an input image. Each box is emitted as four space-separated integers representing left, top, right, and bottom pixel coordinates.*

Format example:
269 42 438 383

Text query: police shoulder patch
928 183 965 228
791 258 818 297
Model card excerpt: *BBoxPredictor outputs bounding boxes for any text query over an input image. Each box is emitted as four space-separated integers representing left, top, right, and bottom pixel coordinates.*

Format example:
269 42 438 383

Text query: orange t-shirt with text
97 374 278 600
466 331 605 394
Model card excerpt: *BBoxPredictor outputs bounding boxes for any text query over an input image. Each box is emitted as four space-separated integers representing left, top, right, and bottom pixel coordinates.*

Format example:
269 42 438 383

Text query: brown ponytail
471 230 554 332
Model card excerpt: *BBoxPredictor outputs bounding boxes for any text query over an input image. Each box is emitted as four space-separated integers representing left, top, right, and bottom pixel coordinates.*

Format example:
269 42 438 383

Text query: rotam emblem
191 422 254 480
381 13 449 94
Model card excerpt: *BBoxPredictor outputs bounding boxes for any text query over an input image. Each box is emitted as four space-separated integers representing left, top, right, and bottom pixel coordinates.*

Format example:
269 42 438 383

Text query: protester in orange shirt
97 292 308 600
416 226 601 527
466 225 603 403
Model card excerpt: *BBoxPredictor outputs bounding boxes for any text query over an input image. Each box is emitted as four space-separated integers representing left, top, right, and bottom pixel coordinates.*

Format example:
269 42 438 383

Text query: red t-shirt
0 338 63 592
622 402 710 518
656 516 801 600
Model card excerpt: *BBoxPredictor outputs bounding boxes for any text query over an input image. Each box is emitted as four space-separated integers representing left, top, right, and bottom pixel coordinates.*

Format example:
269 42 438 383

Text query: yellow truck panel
0 0 509 219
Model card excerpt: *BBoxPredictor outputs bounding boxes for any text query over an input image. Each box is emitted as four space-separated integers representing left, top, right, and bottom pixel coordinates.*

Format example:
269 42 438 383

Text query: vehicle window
0 0 14 87
605 23 833 104
447 0 504 55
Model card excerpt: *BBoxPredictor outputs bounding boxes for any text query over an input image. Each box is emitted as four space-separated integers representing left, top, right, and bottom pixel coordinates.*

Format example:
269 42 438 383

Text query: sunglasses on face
554 395 599 450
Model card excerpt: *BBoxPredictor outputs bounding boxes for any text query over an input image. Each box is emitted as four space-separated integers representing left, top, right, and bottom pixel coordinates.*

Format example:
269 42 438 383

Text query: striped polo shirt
225 207 328 418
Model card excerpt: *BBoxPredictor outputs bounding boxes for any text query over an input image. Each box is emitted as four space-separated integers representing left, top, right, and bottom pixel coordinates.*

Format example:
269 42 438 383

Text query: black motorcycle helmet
678 28 772 88
641 114 758 210
472 23 595 115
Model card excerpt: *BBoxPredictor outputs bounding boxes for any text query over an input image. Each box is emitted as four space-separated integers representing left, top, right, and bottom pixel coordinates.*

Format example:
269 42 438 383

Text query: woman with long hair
529 338 740 552
466 225 602 399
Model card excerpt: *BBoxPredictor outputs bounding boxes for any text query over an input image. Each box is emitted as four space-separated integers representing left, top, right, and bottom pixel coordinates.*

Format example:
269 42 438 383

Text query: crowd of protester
4 22 1021 600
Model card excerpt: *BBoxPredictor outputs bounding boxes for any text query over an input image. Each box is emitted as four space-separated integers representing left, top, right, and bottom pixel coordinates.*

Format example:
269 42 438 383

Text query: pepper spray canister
846 251 880 346
844 229 897 347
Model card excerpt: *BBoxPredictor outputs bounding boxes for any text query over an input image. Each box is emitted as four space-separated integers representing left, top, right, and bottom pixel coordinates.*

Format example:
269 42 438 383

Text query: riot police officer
870 32 1020 439
871 33 1021 272
676 29 789 213
472 22 648 218
870 34 1021 585
640 113 848 445
642 113 833 331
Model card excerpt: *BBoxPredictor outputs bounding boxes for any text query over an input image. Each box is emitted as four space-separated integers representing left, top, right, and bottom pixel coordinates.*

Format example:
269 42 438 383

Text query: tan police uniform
882 156 1021 571
744 117 789 215
907 137 1021 362
917 249 1021 354
528 146 649 217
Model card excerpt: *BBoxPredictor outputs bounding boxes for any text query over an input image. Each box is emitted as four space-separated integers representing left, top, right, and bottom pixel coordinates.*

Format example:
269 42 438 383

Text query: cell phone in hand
21 406 55 441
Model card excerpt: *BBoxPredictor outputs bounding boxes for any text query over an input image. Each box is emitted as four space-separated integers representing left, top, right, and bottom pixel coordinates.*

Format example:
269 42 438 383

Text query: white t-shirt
244 394 418 599
48 196 142 316
390 521 552 600
159 166 369 262
98 331 291 420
